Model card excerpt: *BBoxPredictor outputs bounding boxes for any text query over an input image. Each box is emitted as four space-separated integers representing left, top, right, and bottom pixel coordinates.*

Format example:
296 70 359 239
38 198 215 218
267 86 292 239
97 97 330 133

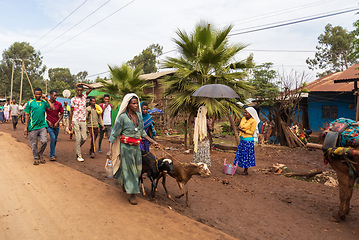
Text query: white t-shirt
103 105 112 125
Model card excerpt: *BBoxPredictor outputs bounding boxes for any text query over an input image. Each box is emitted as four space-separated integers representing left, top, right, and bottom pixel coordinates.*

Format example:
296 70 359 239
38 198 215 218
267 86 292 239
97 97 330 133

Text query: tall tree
163 21 253 146
127 44 163 74
0 42 46 101
306 24 356 77
350 19 359 60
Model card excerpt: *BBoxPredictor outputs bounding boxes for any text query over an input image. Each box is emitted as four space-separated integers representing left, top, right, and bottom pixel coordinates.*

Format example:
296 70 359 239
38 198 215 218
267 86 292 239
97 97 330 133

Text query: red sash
120 135 141 145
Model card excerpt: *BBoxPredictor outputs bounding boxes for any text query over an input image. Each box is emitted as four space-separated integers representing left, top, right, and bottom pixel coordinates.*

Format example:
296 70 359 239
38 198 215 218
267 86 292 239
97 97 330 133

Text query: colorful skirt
234 139 255 168
193 139 211 166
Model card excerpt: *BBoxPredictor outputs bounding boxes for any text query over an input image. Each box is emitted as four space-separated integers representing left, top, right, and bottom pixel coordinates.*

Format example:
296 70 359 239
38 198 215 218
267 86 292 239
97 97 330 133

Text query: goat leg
139 175 146 196
185 183 190 207
175 181 185 199
160 172 175 201
149 176 156 200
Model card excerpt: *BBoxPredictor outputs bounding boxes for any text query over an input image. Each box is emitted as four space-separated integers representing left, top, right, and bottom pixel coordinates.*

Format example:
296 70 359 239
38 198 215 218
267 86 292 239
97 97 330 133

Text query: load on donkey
308 118 359 222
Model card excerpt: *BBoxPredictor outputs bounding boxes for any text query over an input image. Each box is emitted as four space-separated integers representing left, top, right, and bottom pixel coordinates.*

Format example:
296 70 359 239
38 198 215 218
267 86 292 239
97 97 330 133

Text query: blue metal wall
308 92 355 131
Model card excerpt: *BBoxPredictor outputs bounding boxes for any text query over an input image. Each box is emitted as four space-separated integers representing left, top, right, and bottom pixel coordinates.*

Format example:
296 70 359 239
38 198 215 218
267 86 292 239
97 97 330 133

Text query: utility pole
19 60 24 104
10 60 15 101
10 58 22 101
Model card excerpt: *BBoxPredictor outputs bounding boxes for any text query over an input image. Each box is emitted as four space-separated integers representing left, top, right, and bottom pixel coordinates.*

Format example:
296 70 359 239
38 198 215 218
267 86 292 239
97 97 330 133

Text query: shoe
77 155 84 162
98 149 102 153
33 160 40 165
129 194 137 205
50 156 56 161
90 153 95 158
39 156 46 164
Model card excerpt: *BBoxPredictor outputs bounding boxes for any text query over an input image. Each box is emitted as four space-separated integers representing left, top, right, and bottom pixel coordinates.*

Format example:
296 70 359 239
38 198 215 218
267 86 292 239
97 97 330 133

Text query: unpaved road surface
2 122 359 239
0 131 233 240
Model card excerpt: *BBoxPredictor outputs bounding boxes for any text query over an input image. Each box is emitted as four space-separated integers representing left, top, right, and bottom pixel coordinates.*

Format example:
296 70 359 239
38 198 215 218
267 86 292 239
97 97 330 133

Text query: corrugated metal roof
305 64 359 92
88 70 176 89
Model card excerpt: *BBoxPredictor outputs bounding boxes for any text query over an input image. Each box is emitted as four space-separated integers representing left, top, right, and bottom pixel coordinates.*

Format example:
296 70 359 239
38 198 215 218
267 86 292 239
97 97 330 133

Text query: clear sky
0 0 358 82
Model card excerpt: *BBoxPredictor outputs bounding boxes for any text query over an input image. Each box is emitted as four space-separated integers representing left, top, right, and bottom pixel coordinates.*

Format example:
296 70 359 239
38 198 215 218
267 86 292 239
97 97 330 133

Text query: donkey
319 122 359 222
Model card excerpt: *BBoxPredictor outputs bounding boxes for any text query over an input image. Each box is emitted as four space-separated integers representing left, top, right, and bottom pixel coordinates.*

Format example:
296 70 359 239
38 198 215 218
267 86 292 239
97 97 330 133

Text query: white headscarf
245 107 260 126
193 106 208 153
110 93 141 174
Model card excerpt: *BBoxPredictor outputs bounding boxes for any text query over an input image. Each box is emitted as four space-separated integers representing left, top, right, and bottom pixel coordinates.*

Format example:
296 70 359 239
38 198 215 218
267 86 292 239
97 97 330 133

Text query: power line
229 7 359 36
244 49 315 53
221 0 335 26
39 0 111 50
43 0 135 54
34 0 88 45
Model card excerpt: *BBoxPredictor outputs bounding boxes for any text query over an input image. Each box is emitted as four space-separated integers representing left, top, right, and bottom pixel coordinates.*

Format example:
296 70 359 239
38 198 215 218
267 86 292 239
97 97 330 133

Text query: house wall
307 92 355 131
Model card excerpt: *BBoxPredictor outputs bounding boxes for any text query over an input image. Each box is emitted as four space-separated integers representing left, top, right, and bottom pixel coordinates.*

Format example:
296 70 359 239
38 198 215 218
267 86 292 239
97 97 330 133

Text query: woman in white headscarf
107 93 158 205
193 106 214 166
234 107 259 175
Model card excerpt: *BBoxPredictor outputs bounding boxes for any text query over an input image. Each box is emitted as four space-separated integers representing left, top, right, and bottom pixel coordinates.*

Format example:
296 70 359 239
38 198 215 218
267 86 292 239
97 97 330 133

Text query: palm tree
162 21 253 146
98 64 153 108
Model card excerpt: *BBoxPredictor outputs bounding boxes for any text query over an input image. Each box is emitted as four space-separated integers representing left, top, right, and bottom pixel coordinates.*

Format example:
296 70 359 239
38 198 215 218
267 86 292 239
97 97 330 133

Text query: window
322 105 338 119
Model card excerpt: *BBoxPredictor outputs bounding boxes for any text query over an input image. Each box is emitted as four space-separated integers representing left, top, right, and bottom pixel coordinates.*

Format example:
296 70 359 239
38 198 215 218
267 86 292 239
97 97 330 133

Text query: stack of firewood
280 120 306 148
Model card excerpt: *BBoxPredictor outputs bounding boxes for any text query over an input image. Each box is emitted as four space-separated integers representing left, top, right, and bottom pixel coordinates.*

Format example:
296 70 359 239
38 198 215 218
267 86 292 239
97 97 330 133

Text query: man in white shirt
98 94 113 153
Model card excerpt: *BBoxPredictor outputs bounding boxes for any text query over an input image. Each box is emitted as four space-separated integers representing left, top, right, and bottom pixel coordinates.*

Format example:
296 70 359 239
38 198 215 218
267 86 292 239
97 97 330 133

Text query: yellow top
239 117 257 138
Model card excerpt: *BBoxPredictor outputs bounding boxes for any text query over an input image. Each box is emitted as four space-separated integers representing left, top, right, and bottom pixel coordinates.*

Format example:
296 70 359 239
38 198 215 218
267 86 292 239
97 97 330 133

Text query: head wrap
245 107 260 126
110 93 141 174
193 106 208 153
140 101 154 129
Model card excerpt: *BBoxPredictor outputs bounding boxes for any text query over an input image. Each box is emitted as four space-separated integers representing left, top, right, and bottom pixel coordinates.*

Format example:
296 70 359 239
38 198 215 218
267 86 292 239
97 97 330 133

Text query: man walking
24 88 55 165
98 94 113 153
9 99 20 130
69 83 94 162
46 90 64 161
87 97 105 158
63 101 70 134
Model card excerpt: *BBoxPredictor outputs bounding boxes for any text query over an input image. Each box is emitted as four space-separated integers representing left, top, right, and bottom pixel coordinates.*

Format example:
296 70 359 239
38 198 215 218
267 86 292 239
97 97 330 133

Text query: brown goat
156 161 211 207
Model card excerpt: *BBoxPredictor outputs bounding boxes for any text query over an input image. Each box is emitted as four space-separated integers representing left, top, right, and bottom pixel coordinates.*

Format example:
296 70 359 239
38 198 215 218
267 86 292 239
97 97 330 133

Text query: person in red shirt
46 90 64 161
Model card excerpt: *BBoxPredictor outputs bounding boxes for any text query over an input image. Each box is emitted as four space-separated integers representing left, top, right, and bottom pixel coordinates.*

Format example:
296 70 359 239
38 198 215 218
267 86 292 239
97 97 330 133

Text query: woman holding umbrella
234 107 259 175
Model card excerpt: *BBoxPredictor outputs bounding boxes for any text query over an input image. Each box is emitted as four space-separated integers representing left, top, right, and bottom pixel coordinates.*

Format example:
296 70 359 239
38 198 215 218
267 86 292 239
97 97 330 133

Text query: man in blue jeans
24 88 55 165
46 90 64 161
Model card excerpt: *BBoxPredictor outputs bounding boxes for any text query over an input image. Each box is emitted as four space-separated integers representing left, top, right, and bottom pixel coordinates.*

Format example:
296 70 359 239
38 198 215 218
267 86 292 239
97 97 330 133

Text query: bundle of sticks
280 120 306 148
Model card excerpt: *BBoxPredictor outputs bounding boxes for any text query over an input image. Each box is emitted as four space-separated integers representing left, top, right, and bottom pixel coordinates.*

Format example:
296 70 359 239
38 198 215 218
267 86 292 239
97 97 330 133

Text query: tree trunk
188 112 194 146
184 119 188 150
228 112 240 145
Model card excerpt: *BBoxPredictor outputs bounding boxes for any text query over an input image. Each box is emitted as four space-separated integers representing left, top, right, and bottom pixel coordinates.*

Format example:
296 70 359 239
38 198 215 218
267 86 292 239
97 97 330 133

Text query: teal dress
109 112 147 194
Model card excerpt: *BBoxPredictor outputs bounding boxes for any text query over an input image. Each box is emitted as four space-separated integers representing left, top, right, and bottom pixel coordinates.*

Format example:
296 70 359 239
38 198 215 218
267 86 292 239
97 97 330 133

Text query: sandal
238 172 248 175
129 194 137 205
39 156 46 164
33 160 40 165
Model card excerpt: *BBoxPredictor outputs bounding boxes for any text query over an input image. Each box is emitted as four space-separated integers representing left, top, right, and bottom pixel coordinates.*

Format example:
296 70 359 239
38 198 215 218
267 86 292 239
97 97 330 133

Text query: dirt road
0 132 233 240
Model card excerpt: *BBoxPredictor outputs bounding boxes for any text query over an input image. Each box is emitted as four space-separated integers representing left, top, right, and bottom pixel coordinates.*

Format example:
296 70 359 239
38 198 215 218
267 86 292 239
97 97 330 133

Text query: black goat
140 151 174 200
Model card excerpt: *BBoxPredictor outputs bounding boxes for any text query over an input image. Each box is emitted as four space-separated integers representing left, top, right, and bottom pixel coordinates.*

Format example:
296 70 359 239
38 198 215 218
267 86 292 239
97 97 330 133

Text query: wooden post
184 119 188 150
19 60 24 104
228 112 240 145
23 61 35 97
355 80 359 121
10 60 15 101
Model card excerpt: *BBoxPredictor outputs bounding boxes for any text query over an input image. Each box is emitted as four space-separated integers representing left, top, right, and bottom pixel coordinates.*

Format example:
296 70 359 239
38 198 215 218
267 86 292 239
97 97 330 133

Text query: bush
221 122 233 134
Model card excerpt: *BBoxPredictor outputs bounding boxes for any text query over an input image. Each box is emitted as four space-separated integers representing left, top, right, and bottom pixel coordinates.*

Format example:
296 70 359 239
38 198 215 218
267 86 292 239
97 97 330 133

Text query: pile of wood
280 120 306 148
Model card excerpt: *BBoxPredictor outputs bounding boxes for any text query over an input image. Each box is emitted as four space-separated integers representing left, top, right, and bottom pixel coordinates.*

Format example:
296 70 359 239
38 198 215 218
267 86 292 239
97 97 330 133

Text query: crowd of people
1 84 263 205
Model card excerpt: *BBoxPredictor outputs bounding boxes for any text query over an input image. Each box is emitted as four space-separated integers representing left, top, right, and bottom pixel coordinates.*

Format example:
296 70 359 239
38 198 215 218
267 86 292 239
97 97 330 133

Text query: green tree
350 19 359 60
98 64 152 108
249 62 279 107
306 24 356 77
48 68 75 96
127 44 163 74
0 42 46 102
163 21 253 146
